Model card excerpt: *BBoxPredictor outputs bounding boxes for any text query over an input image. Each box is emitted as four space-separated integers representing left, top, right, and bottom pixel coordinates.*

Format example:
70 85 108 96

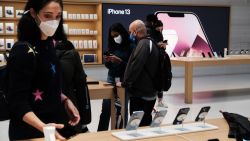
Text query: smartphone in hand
103 51 112 56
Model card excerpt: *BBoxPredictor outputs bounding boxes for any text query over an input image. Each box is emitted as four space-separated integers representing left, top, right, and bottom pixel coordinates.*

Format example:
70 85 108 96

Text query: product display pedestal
112 122 218 141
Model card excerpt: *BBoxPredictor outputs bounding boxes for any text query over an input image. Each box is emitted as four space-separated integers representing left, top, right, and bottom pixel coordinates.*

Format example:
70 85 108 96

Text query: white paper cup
43 126 56 141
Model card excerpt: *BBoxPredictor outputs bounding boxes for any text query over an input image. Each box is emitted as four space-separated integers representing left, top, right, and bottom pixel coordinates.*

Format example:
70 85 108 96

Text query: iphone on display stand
201 52 206 58
156 11 213 57
172 52 176 57
213 52 218 58
126 111 144 137
150 109 168 134
195 106 211 128
219 51 224 58
172 52 179 58
173 107 190 131
207 52 213 58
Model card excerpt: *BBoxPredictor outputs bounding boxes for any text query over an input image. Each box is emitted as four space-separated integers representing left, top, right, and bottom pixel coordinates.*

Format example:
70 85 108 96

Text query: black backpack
0 42 34 121
145 37 172 92
221 111 250 141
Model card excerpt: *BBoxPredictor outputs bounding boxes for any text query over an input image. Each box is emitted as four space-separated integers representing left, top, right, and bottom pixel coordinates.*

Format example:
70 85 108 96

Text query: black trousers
129 96 156 127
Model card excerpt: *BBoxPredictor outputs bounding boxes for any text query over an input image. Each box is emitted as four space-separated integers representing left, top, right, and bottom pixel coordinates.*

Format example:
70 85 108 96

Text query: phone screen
150 109 168 128
104 51 112 56
173 107 190 125
126 111 144 131
156 11 213 57
195 106 210 122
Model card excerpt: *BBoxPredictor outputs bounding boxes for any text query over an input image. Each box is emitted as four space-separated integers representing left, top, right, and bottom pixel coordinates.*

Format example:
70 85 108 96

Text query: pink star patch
33 89 43 101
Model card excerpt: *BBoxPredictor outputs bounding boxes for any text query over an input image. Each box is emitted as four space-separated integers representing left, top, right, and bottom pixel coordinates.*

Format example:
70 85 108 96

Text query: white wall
230 6 250 50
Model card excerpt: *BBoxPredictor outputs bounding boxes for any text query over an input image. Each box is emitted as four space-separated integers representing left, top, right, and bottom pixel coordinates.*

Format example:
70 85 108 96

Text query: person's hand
109 55 122 63
104 55 111 62
116 82 122 87
64 99 80 126
158 42 167 49
158 98 163 102
44 123 66 141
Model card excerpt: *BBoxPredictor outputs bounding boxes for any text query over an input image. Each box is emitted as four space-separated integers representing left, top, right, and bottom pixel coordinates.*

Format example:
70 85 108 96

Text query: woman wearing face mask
98 23 134 131
7 0 80 140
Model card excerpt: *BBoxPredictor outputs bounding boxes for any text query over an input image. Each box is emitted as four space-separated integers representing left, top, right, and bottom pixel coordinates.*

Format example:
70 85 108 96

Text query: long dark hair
17 0 67 45
108 23 130 52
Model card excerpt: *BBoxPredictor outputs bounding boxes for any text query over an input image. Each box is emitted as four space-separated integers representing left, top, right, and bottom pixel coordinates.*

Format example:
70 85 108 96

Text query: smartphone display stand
126 129 143 137
175 122 189 131
125 111 144 137
213 52 218 58
174 114 189 131
195 106 211 128
201 52 206 58
126 119 143 137
196 114 210 128
150 109 168 134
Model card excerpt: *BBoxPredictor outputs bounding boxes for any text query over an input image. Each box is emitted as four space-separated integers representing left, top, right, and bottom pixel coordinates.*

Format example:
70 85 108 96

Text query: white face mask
37 16 60 37
114 35 122 44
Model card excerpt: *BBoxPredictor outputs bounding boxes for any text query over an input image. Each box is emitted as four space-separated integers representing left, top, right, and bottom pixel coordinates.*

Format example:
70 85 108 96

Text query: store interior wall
81 0 250 77
0 1 249 140
76 0 250 51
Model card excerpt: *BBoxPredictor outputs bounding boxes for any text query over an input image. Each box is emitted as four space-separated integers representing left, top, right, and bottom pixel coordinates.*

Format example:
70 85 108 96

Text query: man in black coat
118 20 160 126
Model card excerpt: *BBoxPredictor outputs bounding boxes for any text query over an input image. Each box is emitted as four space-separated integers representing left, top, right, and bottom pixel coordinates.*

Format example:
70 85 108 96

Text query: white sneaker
158 100 168 108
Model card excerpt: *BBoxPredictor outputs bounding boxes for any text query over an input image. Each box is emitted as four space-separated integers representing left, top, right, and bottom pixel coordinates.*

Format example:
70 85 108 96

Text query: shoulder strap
144 37 157 84
149 40 152 53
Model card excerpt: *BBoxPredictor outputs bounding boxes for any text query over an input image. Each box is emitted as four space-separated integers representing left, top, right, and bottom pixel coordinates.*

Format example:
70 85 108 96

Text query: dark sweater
7 38 66 140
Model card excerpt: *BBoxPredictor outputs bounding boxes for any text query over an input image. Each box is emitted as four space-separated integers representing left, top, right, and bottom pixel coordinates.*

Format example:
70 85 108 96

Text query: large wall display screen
102 3 230 57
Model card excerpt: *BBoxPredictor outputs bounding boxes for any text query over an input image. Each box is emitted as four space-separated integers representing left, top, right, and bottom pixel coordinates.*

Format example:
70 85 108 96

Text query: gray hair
130 20 147 35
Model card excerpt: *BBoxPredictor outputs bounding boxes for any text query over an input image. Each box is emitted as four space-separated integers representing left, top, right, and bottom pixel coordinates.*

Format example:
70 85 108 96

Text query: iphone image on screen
195 106 210 122
156 11 213 57
173 107 190 125
126 111 144 131
150 109 168 128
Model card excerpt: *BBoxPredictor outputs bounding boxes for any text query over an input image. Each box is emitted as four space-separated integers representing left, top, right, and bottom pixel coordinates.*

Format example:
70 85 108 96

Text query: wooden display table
66 118 233 141
171 55 250 104
23 118 233 141
87 79 125 129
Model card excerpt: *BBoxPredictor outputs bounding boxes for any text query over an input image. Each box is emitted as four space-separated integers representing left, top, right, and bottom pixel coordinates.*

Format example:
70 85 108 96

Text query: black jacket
7 38 67 140
56 43 91 127
123 38 159 98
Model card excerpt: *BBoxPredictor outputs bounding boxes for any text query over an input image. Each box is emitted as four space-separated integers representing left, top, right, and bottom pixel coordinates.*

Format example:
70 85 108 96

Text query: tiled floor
1 73 250 141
